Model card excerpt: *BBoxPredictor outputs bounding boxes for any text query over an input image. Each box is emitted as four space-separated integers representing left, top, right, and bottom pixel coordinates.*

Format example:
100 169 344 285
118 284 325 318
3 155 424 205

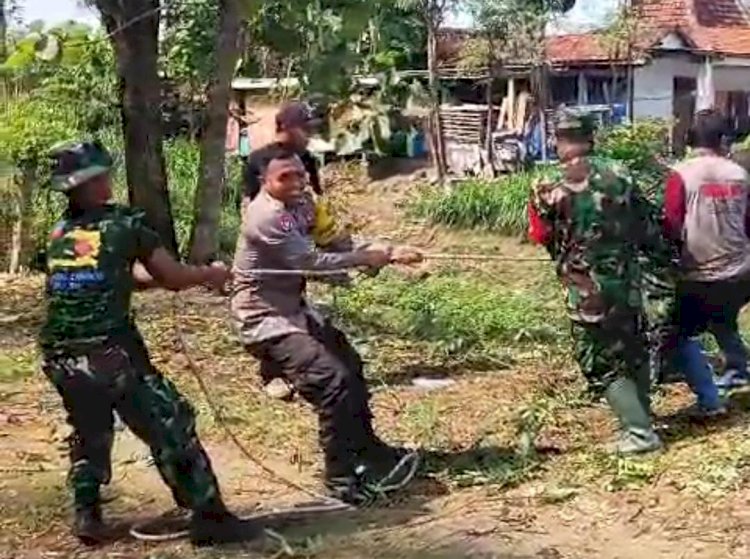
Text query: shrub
1 121 243 269
596 119 670 166
595 119 671 204
0 96 82 270
411 171 542 236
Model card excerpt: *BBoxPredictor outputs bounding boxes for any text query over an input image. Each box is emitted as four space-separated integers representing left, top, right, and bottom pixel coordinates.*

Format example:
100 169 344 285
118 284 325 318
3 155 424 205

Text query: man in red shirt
663 109 750 391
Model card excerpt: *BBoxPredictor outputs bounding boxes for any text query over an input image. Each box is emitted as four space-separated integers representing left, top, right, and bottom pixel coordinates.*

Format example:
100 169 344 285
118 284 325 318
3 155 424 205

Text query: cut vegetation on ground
3 170 750 558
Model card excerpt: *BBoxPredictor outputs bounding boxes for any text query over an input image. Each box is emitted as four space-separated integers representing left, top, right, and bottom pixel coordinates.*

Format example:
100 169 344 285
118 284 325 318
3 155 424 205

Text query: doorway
673 77 696 155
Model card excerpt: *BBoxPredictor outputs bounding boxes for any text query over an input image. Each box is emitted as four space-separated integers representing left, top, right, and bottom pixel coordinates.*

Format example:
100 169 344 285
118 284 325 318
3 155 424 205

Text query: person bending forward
40 141 257 546
231 151 421 504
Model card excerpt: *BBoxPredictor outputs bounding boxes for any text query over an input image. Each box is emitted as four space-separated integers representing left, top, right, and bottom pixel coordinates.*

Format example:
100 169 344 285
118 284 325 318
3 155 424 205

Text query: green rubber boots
604 376 663 455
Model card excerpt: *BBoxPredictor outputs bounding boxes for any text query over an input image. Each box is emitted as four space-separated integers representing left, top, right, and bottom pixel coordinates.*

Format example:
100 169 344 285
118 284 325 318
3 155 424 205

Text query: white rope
235 252 547 277
236 267 357 277
421 252 547 262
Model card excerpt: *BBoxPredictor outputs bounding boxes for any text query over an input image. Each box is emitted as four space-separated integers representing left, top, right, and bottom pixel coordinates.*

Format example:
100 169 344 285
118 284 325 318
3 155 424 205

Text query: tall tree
397 0 455 185
245 0 376 98
187 0 245 263
93 0 178 255
465 0 512 174
462 0 573 163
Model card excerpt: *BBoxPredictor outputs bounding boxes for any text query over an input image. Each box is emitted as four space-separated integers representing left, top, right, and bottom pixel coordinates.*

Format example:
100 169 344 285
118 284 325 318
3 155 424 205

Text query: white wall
633 55 750 119
633 56 699 119
714 66 750 92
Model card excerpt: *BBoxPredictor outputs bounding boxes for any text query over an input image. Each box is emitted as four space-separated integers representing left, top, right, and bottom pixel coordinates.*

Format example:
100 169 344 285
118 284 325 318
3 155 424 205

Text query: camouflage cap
49 141 113 192
555 109 597 136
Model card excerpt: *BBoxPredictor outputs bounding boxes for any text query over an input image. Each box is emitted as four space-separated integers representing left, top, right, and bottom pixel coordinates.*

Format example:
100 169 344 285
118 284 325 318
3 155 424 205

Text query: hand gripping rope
130 251 546 541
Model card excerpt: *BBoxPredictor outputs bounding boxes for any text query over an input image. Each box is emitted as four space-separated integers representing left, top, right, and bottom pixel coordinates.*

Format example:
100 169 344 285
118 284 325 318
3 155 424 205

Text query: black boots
324 441 420 506
73 496 263 547
73 503 106 546
189 501 264 547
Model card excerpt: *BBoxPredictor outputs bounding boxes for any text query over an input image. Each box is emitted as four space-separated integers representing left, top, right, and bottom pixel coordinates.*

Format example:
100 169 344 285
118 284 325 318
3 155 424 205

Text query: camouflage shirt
40 204 162 349
531 158 669 323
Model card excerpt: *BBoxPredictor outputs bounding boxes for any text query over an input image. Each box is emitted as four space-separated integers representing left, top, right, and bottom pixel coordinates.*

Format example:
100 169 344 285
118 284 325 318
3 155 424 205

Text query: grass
410 172 538 236
328 270 565 361
0 346 38 383
8 164 750 556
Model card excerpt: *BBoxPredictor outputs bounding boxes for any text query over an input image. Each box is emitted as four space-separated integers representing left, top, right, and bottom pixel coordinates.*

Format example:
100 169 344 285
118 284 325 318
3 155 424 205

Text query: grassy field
3 170 750 558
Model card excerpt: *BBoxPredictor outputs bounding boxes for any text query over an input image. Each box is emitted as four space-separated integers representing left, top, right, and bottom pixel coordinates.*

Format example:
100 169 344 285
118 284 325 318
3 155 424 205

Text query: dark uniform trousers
247 316 378 477
678 278 750 371
42 329 222 511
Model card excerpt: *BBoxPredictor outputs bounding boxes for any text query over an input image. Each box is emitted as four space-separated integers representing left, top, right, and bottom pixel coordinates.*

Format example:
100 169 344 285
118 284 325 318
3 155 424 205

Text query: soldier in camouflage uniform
527 111 665 454
40 142 259 546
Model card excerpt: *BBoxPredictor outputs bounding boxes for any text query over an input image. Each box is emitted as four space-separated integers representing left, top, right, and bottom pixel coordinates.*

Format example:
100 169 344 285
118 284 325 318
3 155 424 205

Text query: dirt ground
3 171 750 558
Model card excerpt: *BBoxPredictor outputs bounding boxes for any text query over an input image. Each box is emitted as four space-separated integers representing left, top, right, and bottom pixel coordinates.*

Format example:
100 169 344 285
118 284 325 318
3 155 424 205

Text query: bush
596 119 670 165
0 96 82 270
331 271 564 355
412 171 542 236
595 119 671 204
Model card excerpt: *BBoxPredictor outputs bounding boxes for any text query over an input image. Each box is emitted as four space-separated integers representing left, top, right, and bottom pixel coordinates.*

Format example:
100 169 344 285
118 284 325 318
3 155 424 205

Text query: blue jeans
674 337 722 409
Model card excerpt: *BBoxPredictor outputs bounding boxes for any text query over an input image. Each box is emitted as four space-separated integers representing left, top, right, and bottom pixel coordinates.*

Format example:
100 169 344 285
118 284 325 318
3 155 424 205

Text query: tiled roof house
438 0 750 127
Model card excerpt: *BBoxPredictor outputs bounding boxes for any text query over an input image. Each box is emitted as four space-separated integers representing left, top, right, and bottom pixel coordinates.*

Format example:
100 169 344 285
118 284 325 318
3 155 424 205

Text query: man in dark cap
40 141 259 546
243 101 323 202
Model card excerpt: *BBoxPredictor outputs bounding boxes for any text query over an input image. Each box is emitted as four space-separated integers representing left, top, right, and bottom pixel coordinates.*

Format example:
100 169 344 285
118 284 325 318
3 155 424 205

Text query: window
551 75 578 105
587 75 627 105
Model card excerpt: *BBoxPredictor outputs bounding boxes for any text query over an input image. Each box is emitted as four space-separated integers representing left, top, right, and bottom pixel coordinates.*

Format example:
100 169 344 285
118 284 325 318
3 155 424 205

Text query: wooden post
578 72 587 105
627 64 634 122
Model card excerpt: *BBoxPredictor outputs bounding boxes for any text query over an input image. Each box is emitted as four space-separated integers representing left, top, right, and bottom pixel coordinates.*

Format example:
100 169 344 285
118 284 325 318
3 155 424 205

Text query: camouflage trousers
570 313 650 396
641 268 680 385
42 331 222 511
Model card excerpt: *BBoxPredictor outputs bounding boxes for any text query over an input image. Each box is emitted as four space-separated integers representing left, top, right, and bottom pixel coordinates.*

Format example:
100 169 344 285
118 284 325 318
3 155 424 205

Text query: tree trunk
0 0 7 63
95 0 178 256
626 44 635 122
9 169 35 274
485 73 494 177
426 23 447 185
188 0 242 264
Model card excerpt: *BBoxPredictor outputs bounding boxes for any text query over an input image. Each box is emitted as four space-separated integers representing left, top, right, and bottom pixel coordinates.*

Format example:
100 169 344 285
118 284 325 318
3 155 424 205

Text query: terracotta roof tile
437 0 750 66
546 34 621 63
634 0 690 27
693 0 749 27
690 26 750 55
562 0 750 59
